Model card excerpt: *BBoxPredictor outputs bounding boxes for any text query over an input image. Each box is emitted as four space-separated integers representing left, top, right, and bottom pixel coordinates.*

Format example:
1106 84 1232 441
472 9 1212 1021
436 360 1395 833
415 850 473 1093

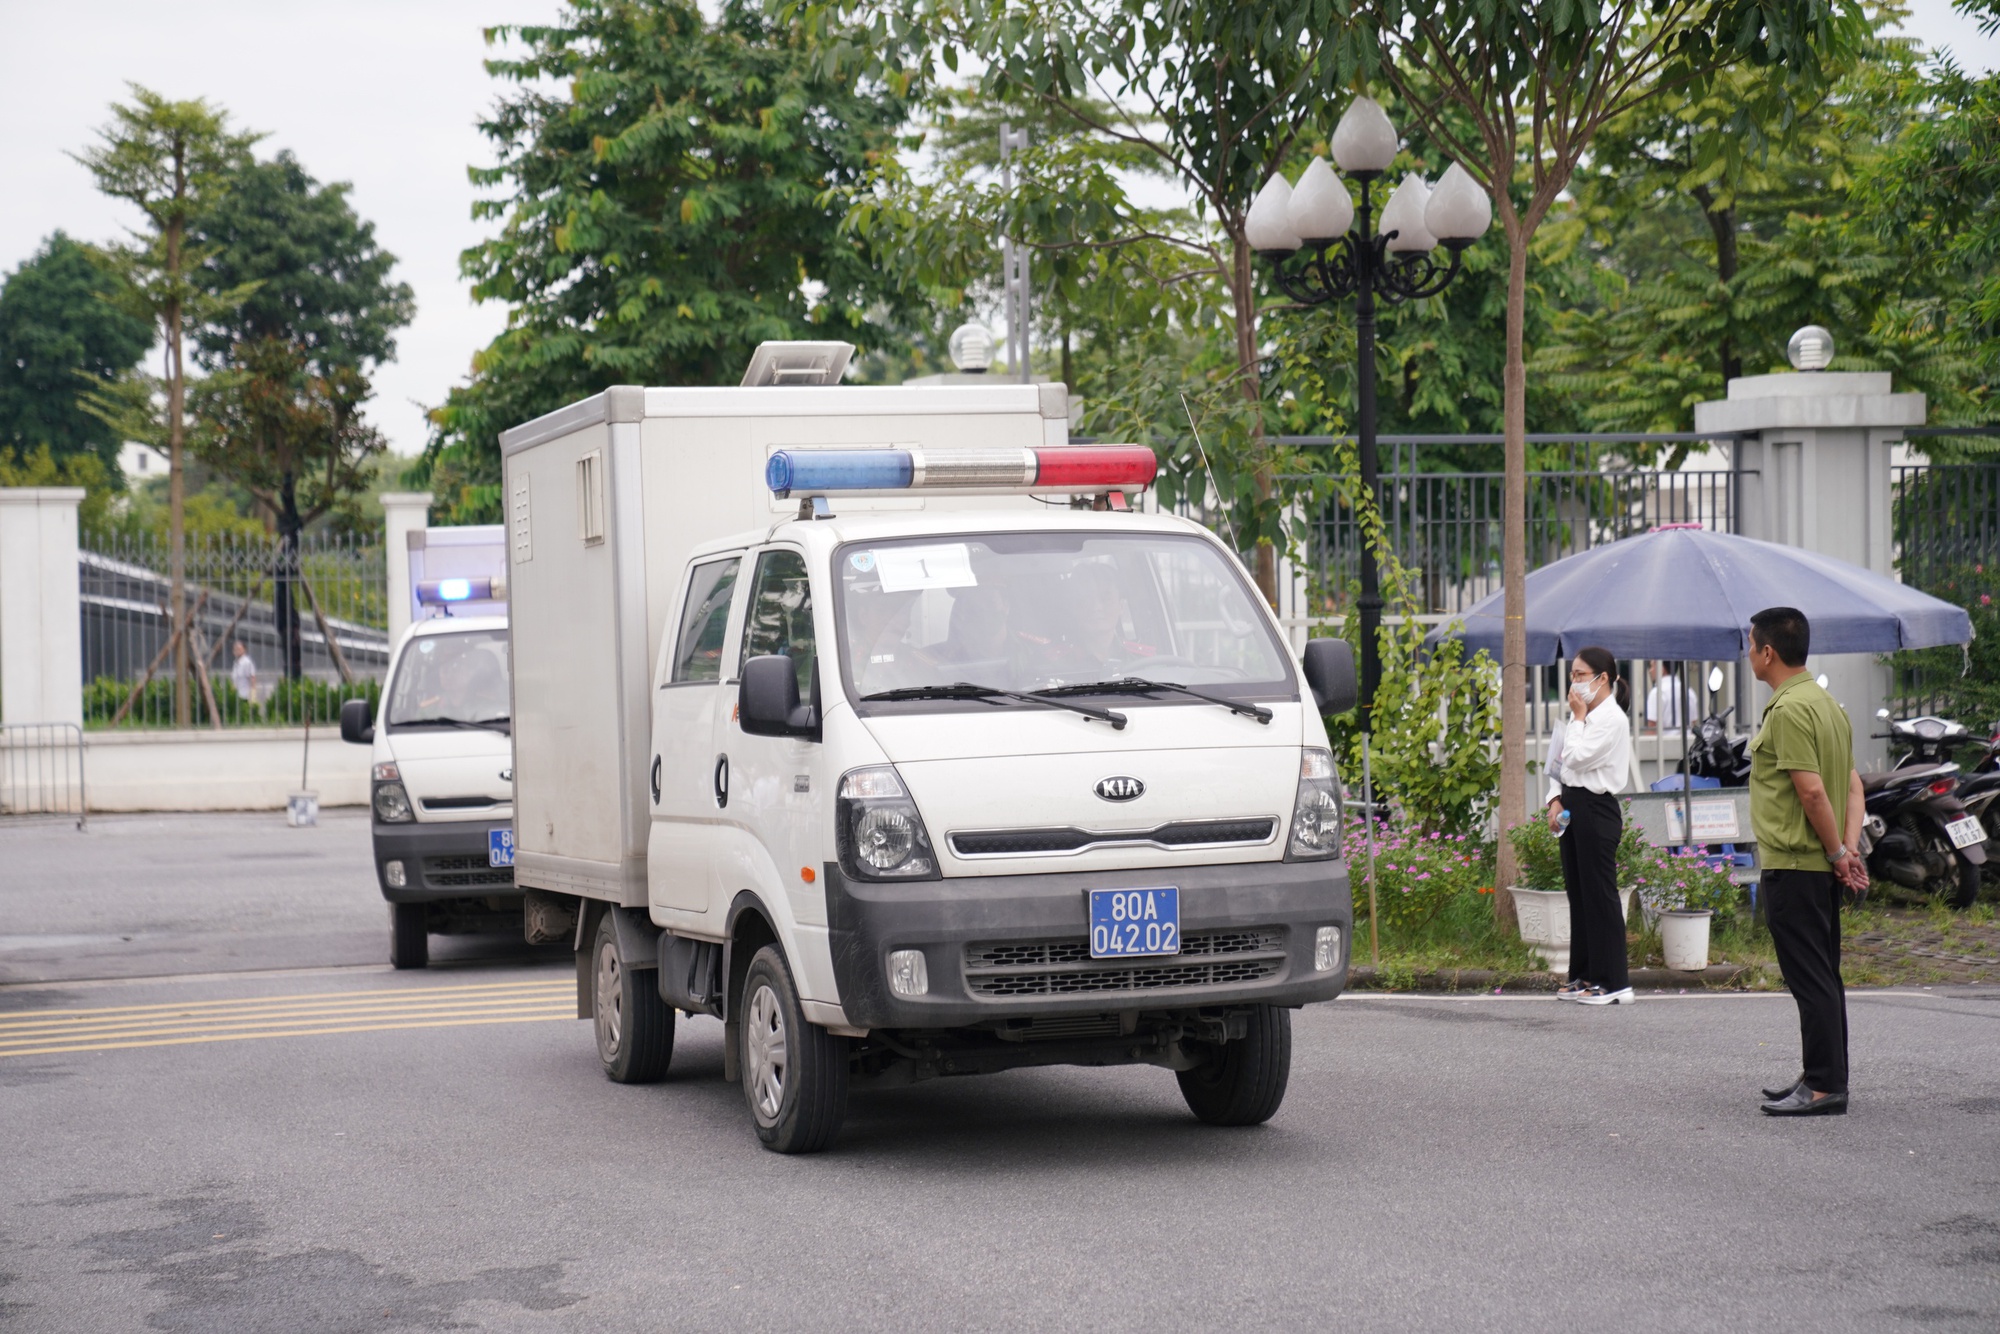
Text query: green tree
0 233 155 473
418 0 922 522
188 148 413 679
74 85 258 727
1358 0 1867 906
803 0 1359 602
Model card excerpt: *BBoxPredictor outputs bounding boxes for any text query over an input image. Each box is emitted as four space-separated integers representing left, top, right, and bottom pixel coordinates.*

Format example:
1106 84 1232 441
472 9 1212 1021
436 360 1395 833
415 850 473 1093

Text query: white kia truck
340 545 516 969
503 347 1356 1152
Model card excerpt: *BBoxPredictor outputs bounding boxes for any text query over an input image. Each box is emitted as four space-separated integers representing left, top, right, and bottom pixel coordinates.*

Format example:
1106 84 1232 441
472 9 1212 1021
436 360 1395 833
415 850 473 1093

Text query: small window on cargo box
740 549 815 698
671 557 741 683
576 451 604 545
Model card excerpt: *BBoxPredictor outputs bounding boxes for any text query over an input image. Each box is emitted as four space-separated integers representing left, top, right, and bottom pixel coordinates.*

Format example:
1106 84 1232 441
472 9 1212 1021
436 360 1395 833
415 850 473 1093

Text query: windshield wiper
1035 677 1272 725
860 682 1127 730
399 715 512 733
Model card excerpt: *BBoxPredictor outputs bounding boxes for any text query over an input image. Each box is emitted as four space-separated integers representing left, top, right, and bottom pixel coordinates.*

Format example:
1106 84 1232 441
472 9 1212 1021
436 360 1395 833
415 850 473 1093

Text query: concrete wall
80 728 371 812
0 488 85 726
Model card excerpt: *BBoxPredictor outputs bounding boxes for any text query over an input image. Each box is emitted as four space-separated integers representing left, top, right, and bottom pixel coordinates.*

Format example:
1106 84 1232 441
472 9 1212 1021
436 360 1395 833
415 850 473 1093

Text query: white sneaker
1577 986 1635 1006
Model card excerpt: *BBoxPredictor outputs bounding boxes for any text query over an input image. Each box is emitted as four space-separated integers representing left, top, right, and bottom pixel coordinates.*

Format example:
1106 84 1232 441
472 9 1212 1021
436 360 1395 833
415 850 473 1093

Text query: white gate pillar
0 487 86 727
380 493 433 648
1694 368 1925 769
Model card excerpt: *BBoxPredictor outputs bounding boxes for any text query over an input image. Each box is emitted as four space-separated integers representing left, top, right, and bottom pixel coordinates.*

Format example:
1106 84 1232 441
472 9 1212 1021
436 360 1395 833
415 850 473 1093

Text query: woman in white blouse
1547 646 1635 1005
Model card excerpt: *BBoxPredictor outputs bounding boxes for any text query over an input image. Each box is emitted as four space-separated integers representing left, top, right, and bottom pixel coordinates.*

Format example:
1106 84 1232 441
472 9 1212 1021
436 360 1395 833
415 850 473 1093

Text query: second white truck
504 348 1357 1152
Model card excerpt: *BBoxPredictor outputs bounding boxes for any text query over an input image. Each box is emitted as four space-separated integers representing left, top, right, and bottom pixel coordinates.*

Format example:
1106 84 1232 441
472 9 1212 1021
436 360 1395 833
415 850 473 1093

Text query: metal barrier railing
0 722 87 828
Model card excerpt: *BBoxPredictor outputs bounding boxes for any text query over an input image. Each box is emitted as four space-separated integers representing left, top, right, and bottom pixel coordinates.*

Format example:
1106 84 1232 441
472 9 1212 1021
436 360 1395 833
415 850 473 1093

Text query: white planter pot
1619 885 1635 927
1660 910 1713 971
1510 887 1570 974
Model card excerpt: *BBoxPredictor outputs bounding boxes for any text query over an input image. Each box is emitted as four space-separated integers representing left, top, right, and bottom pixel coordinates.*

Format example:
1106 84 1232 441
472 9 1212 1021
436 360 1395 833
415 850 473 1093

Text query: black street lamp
1245 95 1492 735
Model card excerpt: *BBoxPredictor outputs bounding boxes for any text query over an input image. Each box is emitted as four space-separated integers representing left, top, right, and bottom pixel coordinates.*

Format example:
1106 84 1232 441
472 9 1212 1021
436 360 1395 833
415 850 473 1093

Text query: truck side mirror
339 697 375 745
1302 639 1357 715
740 655 819 740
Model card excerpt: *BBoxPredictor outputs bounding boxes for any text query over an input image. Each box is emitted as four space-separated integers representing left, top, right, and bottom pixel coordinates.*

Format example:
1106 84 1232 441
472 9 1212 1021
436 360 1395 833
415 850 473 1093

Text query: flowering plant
1346 821 1495 930
1504 818 1564 891
1629 845 1738 915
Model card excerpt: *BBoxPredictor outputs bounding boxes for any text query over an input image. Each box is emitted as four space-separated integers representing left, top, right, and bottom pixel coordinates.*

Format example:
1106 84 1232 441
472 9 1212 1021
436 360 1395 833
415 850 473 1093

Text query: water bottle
1555 809 1571 838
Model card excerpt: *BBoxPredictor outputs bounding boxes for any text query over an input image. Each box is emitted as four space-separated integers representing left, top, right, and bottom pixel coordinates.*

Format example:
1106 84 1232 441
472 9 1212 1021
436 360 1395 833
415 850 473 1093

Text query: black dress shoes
1761 1085 1848 1116
1762 1076 1803 1101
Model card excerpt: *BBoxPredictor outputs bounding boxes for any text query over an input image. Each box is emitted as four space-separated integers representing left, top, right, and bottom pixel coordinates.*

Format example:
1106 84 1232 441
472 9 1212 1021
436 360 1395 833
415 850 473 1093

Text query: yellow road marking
0 977 571 1024
0 976 580 1059
0 1000 577 1047
0 990 572 1039
0 1010 576 1059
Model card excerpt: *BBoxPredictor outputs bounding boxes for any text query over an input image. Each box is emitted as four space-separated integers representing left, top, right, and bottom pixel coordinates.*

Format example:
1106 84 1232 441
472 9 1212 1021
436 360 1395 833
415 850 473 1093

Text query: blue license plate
1088 887 1180 959
488 827 515 868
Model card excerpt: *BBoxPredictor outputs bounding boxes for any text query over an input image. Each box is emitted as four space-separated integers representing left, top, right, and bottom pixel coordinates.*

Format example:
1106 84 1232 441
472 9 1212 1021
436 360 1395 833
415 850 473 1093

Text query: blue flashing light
438 578 472 602
767 449 914 496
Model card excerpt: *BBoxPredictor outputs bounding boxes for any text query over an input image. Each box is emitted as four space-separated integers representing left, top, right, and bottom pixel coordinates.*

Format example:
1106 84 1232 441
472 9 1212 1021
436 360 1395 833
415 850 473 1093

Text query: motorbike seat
1862 763 1952 793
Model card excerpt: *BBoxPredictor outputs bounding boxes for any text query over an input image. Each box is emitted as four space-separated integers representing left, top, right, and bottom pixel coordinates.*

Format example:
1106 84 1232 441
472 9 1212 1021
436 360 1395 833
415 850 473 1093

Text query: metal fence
1888 462 2000 718
0 722 86 827
80 531 389 730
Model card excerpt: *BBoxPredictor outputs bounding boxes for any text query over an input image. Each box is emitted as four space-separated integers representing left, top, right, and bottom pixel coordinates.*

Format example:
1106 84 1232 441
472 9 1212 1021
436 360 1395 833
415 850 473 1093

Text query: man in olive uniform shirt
1746 607 1868 1117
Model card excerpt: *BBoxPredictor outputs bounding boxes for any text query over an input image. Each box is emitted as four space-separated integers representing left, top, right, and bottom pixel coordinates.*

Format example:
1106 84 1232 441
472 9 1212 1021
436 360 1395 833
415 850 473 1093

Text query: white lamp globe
1245 174 1303 252
1424 162 1492 243
1378 173 1438 253
1331 96 1399 174
1287 157 1354 244
1787 325 1835 371
948 322 994 373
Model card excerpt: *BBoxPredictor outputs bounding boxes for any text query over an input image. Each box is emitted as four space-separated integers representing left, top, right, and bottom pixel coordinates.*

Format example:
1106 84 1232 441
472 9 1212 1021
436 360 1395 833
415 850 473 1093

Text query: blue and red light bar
766 445 1157 498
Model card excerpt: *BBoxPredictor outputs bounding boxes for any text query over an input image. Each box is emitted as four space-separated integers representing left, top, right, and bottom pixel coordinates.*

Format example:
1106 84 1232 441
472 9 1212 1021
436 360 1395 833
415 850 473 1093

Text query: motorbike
1864 712 1990 908
1687 705 1751 787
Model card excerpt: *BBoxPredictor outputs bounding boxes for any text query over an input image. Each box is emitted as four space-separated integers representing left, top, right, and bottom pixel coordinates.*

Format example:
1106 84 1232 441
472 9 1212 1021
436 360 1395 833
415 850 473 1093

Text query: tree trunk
275 471 305 683
165 242 189 730
1695 187 1743 384
1229 234 1278 607
1494 209 1530 931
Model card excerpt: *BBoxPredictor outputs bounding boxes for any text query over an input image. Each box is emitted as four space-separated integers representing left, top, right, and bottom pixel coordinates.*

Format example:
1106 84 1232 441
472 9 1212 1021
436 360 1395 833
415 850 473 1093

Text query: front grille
422 796 503 811
963 927 1286 998
422 855 514 889
950 818 1276 858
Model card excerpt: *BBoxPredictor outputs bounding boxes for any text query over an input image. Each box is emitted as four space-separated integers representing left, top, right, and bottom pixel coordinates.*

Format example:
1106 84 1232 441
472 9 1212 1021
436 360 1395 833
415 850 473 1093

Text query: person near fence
230 642 259 705
1547 646 1635 1005
1746 606 1867 1117
1644 661 1699 733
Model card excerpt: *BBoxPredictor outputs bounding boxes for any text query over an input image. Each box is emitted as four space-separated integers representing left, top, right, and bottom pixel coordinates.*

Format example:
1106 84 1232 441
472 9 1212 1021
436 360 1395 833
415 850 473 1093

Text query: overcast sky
3 2 1995 459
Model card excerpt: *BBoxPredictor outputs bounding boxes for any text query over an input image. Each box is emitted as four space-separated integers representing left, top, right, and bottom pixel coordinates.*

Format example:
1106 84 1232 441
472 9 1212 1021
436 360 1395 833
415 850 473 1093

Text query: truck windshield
837 532 1292 703
387 629 512 730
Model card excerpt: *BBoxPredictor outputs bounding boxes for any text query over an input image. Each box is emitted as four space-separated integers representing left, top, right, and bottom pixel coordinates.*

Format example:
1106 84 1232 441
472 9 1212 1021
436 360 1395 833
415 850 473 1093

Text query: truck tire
389 903 428 970
740 945 847 1154
1176 1005 1291 1127
593 912 674 1083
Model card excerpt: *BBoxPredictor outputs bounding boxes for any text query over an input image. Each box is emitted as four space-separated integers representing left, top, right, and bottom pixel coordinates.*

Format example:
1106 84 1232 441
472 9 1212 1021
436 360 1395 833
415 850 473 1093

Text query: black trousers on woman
1559 785 1628 990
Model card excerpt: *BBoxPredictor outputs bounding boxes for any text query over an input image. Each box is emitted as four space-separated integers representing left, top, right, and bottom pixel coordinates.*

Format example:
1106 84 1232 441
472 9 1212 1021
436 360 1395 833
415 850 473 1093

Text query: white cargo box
500 380 1072 904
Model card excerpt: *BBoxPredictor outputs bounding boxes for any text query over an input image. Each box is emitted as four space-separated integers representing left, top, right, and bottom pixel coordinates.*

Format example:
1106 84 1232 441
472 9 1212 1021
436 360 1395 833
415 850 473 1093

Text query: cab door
713 546 829 928
648 554 744 917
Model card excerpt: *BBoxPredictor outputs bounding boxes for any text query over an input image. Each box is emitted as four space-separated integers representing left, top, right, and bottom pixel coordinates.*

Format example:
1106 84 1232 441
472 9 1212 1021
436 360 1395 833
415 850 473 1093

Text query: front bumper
371 819 518 903
824 858 1350 1030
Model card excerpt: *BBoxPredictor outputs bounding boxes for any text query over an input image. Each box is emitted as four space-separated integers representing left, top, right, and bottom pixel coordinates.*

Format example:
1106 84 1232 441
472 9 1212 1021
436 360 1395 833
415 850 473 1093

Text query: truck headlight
1287 748 1341 860
836 766 938 881
373 781 414 824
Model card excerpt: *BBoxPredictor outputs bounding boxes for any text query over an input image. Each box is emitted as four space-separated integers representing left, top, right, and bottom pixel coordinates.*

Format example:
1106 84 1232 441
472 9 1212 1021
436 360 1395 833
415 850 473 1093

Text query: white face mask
1570 676 1598 700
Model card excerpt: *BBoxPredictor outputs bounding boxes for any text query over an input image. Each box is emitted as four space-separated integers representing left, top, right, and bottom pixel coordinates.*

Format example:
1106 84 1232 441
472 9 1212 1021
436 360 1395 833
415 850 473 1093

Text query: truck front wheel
740 945 847 1154
593 912 674 1083
1176 1005 1292 1126
389 903 428 970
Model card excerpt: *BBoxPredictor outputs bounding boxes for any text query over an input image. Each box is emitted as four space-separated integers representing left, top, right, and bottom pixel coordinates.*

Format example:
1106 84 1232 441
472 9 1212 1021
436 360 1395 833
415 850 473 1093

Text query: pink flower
1983 594 1993 607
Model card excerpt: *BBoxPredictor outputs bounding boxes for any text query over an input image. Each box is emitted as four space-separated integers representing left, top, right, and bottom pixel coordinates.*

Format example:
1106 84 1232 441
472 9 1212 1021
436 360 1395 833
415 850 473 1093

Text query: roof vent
740 341 855 387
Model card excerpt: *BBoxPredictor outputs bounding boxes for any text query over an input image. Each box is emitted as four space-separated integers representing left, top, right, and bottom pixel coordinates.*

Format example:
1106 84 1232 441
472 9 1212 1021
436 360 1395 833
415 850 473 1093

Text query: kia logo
1095 776 1145 802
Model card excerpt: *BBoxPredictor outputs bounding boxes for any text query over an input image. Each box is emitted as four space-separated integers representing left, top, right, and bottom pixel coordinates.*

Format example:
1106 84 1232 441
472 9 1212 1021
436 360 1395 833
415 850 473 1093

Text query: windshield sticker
875 543 977 593
419 641 435 654
849 551 877 573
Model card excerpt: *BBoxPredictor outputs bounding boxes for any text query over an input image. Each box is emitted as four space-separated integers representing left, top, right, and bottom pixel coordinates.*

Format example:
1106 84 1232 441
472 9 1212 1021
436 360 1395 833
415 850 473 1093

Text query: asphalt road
3 815 1998 1331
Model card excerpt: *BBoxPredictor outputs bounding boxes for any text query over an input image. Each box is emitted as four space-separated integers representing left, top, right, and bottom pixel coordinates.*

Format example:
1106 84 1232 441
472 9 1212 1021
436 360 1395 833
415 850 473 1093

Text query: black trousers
1764 869 1848 1095
1559 785 1627 990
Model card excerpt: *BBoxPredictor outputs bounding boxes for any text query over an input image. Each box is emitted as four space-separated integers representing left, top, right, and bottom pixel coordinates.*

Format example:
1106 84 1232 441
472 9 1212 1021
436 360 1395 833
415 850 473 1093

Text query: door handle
650 755 661 805
713 753 729 809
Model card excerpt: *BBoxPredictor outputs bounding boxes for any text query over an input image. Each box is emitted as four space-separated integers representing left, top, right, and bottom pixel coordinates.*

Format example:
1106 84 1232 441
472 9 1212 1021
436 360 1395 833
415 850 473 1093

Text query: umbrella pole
1363 732 1379 970
1681 660 1694 853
